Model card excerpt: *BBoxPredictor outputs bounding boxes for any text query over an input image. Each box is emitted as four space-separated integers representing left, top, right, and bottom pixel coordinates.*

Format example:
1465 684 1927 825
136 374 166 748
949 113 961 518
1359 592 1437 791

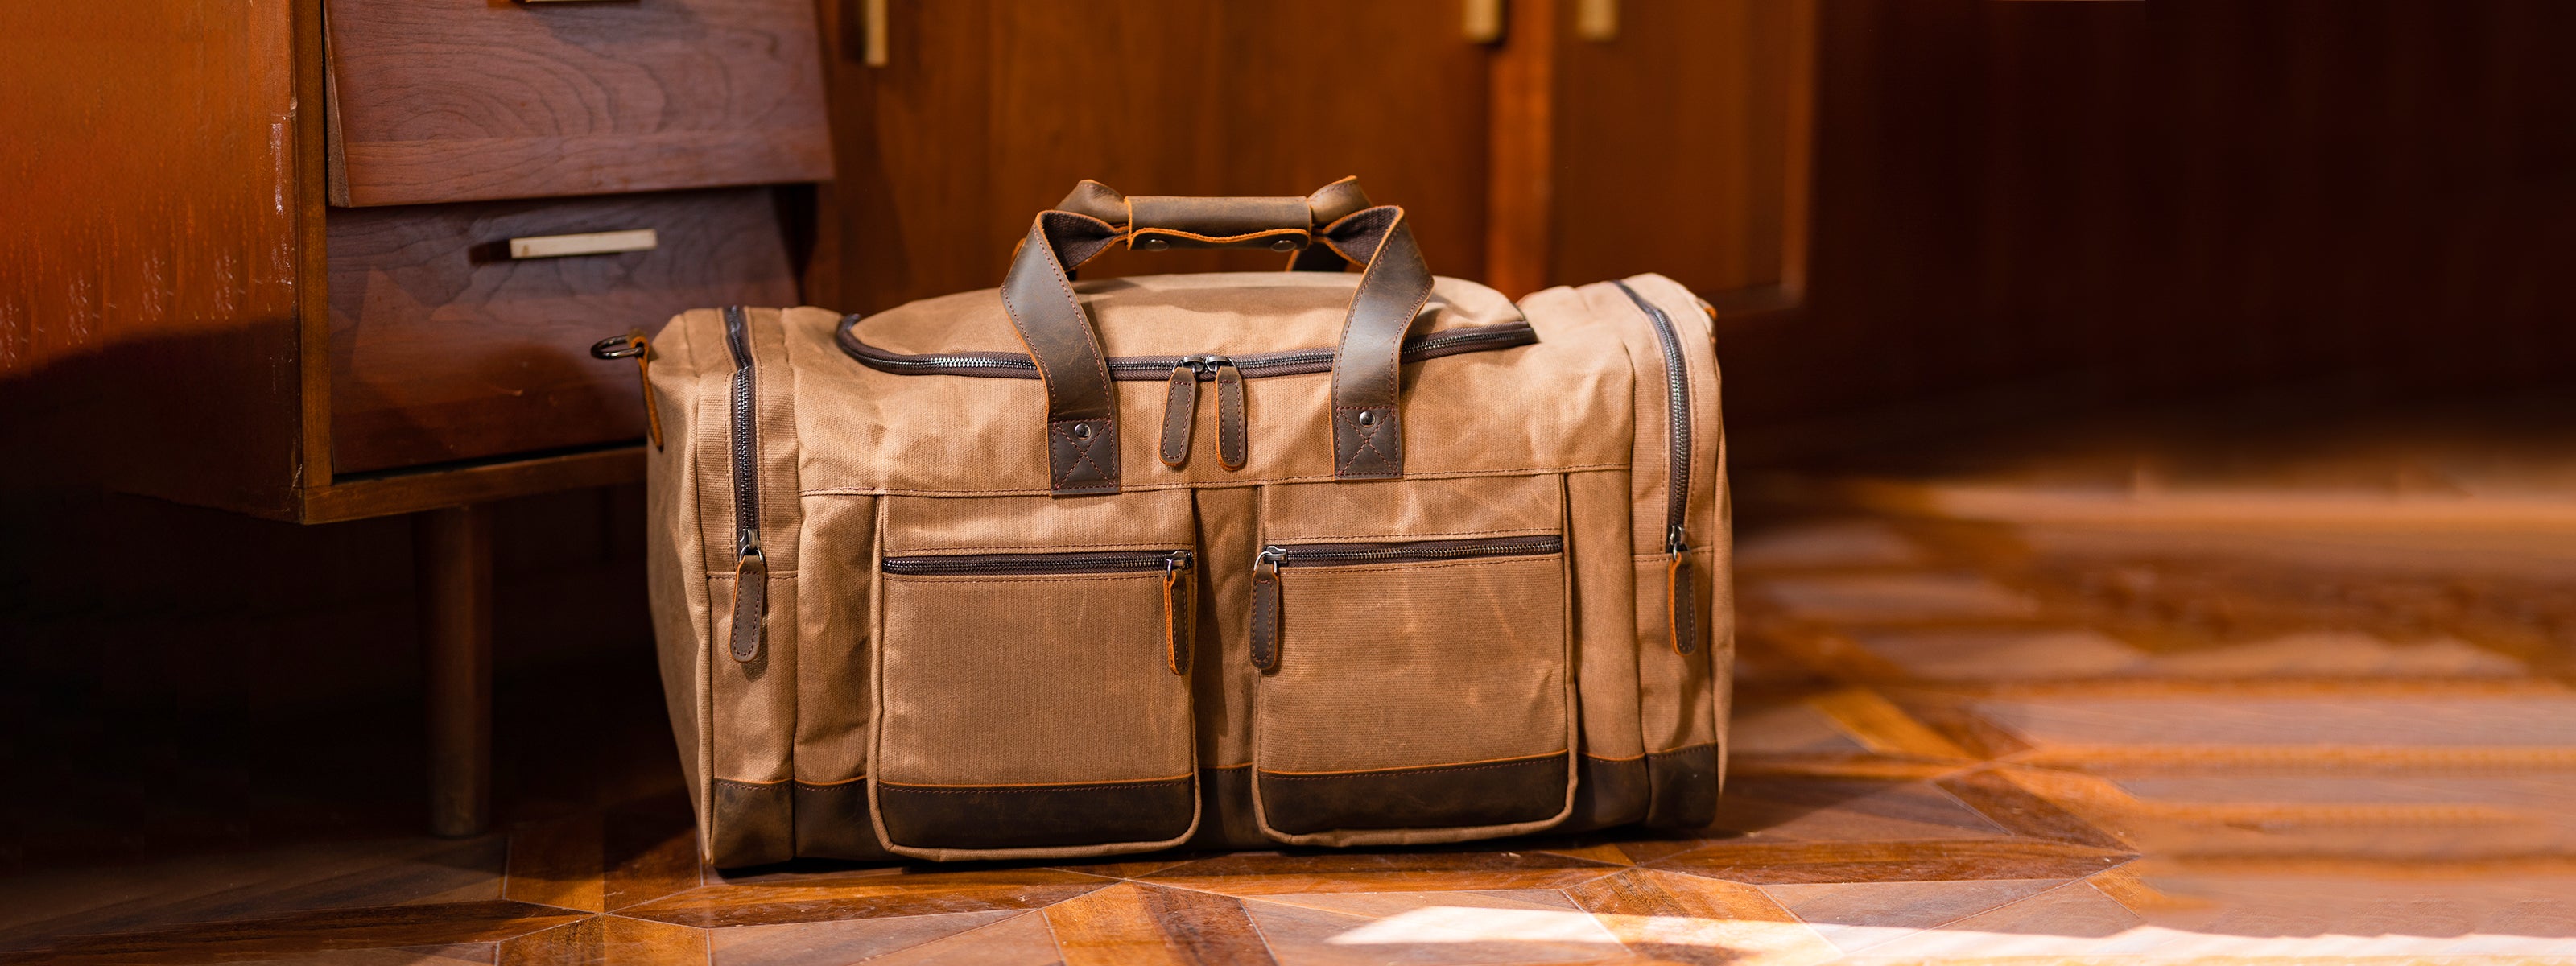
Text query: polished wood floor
6 403 2572 964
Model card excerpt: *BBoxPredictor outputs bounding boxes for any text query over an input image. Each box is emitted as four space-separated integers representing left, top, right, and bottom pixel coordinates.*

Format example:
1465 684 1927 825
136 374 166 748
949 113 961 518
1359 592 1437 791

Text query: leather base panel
1643 744 1721 831
877 776 1195 851
793 781 894 861
710 779 795 868
1558 754 1652 833
1258 752 1570 836
1191 766 1269 850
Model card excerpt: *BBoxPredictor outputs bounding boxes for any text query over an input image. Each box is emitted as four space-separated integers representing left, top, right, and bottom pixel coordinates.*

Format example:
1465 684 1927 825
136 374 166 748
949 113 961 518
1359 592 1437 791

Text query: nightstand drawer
324 0 832 207
328 188 799 473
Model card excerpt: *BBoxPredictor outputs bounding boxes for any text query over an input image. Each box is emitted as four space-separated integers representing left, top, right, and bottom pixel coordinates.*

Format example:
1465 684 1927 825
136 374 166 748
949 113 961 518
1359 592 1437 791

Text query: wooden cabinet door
808 0 1492 313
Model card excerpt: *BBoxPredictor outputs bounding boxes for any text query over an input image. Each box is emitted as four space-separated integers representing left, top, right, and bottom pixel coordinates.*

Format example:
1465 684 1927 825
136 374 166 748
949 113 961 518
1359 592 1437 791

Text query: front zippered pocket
1614 280 1702 657
1240 489 1575 844
722 304 766 663
869 498 1203 859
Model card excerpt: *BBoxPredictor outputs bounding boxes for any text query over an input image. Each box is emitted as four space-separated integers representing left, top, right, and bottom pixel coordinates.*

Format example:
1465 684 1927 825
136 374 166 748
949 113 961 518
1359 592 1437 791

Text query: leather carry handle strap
998 178 1433 496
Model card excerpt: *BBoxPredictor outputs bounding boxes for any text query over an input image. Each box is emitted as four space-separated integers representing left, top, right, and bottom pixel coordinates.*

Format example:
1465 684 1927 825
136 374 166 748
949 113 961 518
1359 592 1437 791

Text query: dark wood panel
1727 0 2576 434
807 0 1491 314
0 1 312 516
1546 0 1814 299
324 0 832 206
328 189 797 473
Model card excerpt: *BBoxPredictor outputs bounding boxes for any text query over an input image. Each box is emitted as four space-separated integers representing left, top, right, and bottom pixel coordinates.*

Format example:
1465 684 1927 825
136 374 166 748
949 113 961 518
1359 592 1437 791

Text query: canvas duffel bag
628 179 1732 866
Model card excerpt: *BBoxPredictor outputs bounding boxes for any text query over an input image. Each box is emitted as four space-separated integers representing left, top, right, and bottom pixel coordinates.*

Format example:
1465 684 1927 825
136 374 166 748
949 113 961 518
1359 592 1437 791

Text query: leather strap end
1667 552 1699 657
1047 419 1120 495
1249 558 1282 672
1331 407 1402 479
729 551 767 663
1158 365 1198 468
1214 364 1248 471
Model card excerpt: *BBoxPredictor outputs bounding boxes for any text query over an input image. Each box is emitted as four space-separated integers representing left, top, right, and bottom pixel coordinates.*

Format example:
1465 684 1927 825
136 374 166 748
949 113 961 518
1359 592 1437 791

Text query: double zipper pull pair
1158 354 1248 471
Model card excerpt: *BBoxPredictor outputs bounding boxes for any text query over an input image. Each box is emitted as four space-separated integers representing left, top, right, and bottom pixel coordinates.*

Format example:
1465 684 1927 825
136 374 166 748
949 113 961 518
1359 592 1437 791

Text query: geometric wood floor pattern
6 423 2574 964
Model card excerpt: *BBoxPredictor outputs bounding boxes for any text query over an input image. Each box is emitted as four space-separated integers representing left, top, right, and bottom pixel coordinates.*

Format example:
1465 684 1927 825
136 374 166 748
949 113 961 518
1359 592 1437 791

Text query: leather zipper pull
1249 546 1283 671
1666 527 1698 656
1158 362 1199 468
1213 359 1247 470
1163 551 1195 675
731 530 766 663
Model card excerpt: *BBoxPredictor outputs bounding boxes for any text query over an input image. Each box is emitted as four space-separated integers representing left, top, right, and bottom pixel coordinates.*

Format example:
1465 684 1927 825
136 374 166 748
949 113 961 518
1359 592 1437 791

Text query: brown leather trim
1130 195 1311 239
1130 226 1310 251
1644 743 1721 831
1669 552 1700 656
1560 754 1652 833
1325 206 1433 478
1158 363 1197 468
1249 552 1281 671
1213 362 1247 470
792 778 894 861
1000 212 1124 496
877 775 1196 851
1191 765 1268 849
729 552 766 663
1256 750 1569 836
708 778 794 867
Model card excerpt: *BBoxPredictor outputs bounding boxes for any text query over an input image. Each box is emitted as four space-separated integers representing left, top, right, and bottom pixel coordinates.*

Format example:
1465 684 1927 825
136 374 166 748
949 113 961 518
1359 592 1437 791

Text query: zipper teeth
1614 282 1690 548
723 306 758 552
882 551 1188 576
841 316 1535 380
1273 535 1563 565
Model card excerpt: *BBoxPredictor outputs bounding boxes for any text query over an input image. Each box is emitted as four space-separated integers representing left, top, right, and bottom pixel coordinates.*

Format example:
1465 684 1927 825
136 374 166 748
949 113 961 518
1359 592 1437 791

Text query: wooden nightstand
2 0 832 836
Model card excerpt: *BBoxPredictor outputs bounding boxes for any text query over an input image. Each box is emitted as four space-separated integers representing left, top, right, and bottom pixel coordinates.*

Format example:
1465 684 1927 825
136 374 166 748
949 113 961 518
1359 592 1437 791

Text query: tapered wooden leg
415 504 493 838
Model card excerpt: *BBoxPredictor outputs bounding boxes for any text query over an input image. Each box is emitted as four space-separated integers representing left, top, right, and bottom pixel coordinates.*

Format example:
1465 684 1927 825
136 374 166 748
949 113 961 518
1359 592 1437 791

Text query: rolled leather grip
997 178 1430 495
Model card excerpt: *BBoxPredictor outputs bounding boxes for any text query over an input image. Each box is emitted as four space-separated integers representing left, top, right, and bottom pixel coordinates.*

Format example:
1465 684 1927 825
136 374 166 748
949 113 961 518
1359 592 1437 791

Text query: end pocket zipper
1249 535 1563 672
722 305 765 663
881 550 1195 675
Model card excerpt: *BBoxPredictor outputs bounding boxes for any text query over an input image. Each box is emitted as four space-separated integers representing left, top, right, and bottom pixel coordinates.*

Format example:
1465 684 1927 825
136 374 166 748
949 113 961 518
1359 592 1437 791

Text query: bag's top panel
852 271 1524 360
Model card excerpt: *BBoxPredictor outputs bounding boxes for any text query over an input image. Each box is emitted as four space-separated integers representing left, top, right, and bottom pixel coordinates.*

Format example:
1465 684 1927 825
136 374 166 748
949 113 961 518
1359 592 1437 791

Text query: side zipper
881 550 1196 675
723 305 766 663
1614 282 1700 657
1249 535 1563 672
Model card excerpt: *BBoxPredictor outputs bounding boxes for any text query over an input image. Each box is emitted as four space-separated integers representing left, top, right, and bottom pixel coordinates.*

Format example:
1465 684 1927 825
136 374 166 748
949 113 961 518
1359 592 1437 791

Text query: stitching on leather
792 775 868 790
1051 421 1110 489
712 778 791 790
1333 408 1396 474
881 777 1193 794
1257 755 1567 780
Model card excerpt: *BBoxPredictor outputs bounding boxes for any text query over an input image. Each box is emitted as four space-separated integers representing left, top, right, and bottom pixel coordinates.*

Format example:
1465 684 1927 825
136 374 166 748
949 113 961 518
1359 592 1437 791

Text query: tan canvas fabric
644 262 1732 865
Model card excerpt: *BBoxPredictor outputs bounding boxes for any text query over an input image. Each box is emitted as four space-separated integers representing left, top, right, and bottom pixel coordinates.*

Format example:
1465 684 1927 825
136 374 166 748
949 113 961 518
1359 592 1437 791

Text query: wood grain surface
806 0 1491 314
327 188 795 473
324 0 832 206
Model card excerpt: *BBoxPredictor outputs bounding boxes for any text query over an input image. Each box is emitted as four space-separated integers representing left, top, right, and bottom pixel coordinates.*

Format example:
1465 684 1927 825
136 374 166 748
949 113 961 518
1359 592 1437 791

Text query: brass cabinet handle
863 0 889 67
507 229 658 259
1464 0 1504 43
1577 0 1617 41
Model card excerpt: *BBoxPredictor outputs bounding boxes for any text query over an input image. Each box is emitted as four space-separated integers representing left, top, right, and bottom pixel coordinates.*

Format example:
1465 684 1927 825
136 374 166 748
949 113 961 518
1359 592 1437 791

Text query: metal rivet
1071 423 1093 440
1355 411 1376 427
1270 238 1298 252
1140 237 1170 251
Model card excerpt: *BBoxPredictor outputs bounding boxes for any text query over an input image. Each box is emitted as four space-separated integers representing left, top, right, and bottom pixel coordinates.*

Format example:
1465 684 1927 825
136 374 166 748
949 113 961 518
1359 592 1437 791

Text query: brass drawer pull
507 229 658 259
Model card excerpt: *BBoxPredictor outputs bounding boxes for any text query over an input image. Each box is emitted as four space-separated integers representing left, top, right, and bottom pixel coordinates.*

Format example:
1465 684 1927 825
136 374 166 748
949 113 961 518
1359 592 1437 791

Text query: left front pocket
870 495 1200 860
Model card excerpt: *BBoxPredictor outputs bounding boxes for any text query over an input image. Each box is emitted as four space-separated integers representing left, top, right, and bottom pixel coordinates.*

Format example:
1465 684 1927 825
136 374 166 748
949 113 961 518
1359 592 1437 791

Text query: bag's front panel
1249 475 1578 846
869 491 1201 860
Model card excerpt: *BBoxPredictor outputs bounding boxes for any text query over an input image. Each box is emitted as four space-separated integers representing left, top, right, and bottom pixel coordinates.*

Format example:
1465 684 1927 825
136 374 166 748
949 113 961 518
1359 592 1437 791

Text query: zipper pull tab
731 530 767 663
1664 529 1699 658
1158 361 1200 468
1162 550 1194 675
1249 547 1284 672
1212 357 1248 471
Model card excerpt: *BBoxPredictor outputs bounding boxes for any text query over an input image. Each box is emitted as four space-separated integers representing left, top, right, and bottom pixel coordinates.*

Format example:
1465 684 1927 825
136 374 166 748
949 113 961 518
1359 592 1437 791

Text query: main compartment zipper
723 305 766 663
838 316 1539 381
1249 535 1563 671
1613 281 1700 656
882 550 1195 675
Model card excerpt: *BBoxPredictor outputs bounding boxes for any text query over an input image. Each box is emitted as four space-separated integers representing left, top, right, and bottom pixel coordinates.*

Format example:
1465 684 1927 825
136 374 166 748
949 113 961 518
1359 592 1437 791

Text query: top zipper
1613 282 1692 557
839 317 1538 381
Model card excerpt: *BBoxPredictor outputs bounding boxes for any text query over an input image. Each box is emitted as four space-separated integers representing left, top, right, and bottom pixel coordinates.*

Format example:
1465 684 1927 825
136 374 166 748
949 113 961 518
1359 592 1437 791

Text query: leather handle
997 178 1432 495
1053 178 1375 254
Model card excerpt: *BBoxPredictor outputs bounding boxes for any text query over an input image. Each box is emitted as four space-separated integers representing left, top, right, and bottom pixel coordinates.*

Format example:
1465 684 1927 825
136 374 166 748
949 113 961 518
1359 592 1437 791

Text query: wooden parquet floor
6 410 2574 964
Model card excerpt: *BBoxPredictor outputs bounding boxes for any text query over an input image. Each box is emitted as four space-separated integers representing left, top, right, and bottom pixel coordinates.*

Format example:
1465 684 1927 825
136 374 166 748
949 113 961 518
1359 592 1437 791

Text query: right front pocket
1249 477 1577 846
872 493 1200 860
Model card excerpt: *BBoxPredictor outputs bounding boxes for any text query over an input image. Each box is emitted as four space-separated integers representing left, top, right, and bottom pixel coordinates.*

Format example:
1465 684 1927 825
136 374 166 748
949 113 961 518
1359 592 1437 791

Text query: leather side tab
1158 364 1198 468
1250 553 1282 672
1668 553 1700 656
1000 213 1124 496
1323 206 1433 478
729 550 766 663
1331 407 1402 478
1214 362 1248 470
